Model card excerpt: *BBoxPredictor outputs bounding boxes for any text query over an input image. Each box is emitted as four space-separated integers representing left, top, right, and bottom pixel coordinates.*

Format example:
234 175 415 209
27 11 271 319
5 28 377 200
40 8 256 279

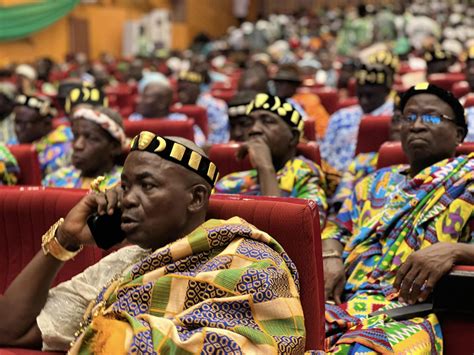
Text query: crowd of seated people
0 1 474 353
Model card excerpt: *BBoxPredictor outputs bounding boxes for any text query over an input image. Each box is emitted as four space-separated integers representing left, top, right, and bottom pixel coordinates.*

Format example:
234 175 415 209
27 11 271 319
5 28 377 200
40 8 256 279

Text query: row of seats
0 187 472 354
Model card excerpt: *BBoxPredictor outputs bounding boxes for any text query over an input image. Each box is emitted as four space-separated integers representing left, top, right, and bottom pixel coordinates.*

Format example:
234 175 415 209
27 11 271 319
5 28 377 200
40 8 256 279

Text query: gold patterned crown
14 94 56 118
424 47 453 63
178 71 204 84
367 50 400 72
246 93 304 133
65 86 108 114
355 64 394 88
130 131 219 187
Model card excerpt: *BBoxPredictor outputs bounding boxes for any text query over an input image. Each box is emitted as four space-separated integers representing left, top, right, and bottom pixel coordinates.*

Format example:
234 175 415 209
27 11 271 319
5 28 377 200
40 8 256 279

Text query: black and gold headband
130 131 219 187
424 47 452 63
65 87 108 114
355 65 393 88
14 94 56 118
178 71 204 84
367 50 400 72
246 93 304 133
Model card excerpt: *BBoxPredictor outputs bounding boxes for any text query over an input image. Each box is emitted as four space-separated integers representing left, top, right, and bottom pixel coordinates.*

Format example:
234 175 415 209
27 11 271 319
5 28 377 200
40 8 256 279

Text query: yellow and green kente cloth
322 153 474 354
69 217 305 354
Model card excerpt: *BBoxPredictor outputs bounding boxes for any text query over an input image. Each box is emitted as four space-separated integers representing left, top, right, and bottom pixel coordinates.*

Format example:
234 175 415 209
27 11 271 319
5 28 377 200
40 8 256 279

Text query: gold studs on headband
368 51 400 72
15 94 55 117
178 71 204 84
130 132 219 187
246 93 304 133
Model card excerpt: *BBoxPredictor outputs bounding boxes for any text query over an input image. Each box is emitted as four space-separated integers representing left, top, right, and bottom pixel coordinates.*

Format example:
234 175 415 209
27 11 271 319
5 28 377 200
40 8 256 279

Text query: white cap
15 64 37 81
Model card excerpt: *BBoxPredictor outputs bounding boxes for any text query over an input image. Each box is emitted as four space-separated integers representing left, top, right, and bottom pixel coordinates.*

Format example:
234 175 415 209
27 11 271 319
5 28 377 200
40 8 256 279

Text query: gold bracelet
41 218 83 261
322 250 341 259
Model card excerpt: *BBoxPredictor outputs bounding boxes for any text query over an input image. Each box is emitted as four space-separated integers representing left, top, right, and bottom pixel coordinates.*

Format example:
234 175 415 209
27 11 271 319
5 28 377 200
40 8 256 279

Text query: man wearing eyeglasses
321 83 474 354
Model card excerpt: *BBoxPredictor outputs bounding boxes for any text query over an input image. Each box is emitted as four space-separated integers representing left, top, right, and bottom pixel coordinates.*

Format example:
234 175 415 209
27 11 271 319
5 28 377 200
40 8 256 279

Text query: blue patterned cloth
128 112 206 147
465 106 474 142
320 101 394 173
42 165 122 189
0 113 16 144
196 93 229 144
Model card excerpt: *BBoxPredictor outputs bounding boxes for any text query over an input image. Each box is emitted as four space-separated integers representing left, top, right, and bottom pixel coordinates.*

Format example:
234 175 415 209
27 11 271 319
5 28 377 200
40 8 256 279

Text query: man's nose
73 136 85 150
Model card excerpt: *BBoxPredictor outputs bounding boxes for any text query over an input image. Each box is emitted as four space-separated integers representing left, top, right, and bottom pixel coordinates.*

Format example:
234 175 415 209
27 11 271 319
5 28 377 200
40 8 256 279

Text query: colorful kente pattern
321 154 474 353
215 156 328 226
69 217 305 354
0 143 19 185
34 125 73 176
42 165 122 189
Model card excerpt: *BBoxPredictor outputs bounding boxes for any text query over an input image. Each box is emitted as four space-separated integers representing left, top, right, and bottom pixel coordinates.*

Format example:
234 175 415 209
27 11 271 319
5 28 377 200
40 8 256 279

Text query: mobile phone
86 209 126 250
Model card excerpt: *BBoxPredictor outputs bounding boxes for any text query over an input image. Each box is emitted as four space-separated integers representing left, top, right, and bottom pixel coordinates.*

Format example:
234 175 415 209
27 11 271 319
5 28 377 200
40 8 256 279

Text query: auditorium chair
376 141 474 170
303 119 317 141
123 118 195 141
297 86 339 114
170 104 208 137
464 95 474 108
354 115 392 155
209 142 321 177
336 96 358 111
0 188 325 352
210 89 236 103
427 72 466 92
7 145 42 185
451 81 470 98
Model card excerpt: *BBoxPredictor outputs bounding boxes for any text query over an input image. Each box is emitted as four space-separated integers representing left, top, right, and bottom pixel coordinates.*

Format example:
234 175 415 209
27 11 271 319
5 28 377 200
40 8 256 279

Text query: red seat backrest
376 141 474 170
428 73 465 92
0 187 102 293
452 81 470 98
355 115 392 155
208 194 325 350
464 96 474 108
210 142 321 178
303 119 316 141
123 118 195 142
7 145 42 185
336 96 358 111
210 89 236 103
170 105 208 137
301 86 339 114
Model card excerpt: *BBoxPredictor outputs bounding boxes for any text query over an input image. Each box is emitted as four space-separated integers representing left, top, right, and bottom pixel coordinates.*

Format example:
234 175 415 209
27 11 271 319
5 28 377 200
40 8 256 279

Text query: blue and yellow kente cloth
34 125 73 176
215 156 328 226
321 154 474 353
69 217 305 354
0 143 19 185
42 165 122 189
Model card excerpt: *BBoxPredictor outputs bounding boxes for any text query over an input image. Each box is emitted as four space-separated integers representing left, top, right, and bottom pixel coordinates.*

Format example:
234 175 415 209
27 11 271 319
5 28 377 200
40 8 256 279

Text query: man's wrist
55 225 81 252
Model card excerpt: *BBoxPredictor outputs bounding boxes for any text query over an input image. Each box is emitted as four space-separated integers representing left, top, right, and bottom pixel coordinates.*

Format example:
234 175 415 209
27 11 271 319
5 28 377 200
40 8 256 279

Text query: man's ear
290 128 300 147
188 183 210 214
455 126 466 145
110 141 122 158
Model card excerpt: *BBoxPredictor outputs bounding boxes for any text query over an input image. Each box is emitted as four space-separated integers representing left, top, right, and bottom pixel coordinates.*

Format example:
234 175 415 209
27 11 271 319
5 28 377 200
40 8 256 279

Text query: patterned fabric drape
0 0 80 41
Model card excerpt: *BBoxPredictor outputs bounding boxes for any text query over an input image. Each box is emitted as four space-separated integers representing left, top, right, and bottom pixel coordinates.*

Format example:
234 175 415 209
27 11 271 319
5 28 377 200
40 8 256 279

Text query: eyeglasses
400 113 456 125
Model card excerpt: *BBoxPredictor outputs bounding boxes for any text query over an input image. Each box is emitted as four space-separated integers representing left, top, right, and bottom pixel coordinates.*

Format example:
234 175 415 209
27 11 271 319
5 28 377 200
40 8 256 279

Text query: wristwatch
322 250 342 259
41 218 83 261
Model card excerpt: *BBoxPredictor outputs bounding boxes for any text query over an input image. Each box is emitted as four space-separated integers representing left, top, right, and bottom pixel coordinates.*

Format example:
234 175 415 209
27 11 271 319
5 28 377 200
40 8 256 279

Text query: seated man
271 63 330 139
215 93 328 225
0 82 16 144
11 94 72 176
43 107 125 189
129 73 206 147
176 70 229 145
227 90 257 142
322 83 474 353
320 63 394 174
0 143 20 185
0 132 305 353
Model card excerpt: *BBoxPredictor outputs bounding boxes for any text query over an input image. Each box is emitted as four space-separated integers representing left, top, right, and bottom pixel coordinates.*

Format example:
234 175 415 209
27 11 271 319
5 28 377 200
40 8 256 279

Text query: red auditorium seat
303 119 316 141
355 115 392 155
123 118 195 141
451 81 470 98
0 187 102 294
0 189 325 352
336 96 358 111
377 141 474 169
427 72 465 92
8 145 42 185
464 95 474 108
210 142 321 177
298 87 339 114
211 89 236 103
170 105 208 137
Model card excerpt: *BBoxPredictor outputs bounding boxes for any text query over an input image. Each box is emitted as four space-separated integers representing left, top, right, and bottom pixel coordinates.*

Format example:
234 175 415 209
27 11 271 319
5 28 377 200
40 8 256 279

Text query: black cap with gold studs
355 64 394 88
246 93 304 134
14 94 57 118
178 71 204 84
465 46 474 63
65 86 108 114
130 131 219 187
367 50 400 73
424 47 453 63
